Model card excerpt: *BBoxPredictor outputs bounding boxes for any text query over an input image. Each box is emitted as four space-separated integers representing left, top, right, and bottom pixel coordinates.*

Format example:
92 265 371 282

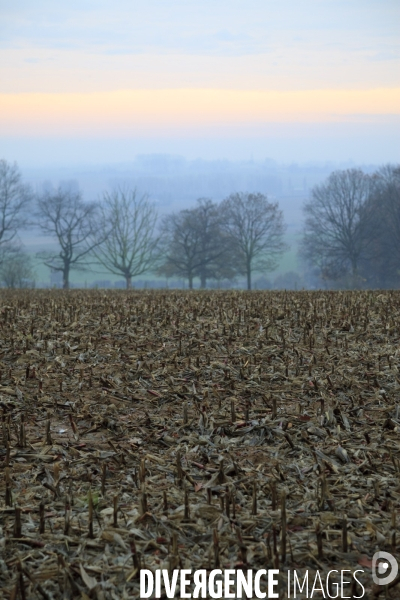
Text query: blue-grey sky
1 0 399 164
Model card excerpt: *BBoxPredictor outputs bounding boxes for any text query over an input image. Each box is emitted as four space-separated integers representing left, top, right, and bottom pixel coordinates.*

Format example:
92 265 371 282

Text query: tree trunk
63 266 70 290
351 259 359 289
126 275 132 289
188 275 193 290
246 267 252 291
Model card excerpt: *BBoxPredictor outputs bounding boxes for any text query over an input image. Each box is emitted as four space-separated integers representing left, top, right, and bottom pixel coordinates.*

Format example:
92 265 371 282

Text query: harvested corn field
0 289 399 599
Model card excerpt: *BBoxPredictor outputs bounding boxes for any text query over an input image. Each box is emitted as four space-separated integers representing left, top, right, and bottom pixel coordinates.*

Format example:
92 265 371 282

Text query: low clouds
1 0 398 96
2 0 399 60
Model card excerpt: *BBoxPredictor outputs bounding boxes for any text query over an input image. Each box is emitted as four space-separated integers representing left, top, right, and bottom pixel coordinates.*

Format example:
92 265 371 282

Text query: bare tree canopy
0 159 32 247
194 199 237 287
159 198 235 289
363 164 400 287
92 188 159 289
159 208 201 289
0 245 35 288
36 187 99 289
219 192 286 290
301 169 375 286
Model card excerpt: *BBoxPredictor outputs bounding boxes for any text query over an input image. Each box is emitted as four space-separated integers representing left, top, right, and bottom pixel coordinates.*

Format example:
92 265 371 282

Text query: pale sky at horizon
1 0 399 165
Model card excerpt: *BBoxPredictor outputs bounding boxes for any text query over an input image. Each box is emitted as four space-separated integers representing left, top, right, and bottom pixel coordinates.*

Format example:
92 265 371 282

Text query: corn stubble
0 289 398 598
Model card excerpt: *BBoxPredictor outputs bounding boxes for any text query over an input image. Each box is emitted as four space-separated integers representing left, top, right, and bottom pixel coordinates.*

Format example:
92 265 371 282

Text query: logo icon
372 551 398 586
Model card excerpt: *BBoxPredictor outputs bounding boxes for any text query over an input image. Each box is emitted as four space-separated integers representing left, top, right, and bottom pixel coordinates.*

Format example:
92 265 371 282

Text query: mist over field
3 155 391 290
15 156 315 286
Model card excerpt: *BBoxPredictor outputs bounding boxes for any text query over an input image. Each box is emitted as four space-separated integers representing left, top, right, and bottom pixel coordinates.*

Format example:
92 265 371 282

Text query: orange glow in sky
1 88 399 137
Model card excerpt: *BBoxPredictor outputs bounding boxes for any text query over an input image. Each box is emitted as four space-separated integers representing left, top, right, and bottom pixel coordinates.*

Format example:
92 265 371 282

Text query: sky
1 0 399 165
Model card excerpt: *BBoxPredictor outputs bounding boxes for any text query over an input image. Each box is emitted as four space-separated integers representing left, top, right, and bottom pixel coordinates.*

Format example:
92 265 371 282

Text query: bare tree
300 169 375 286
92 188 159 289
0 159 32 247
159 198 234 289
36 187 99 289
220 192 286 290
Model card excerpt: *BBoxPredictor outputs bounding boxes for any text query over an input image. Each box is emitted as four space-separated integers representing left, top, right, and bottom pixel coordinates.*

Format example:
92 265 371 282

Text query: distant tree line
0 157 399 290
0 158 287 290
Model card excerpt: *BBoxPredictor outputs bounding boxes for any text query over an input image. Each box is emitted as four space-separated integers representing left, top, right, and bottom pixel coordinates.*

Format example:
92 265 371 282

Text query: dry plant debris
0 289 399 599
